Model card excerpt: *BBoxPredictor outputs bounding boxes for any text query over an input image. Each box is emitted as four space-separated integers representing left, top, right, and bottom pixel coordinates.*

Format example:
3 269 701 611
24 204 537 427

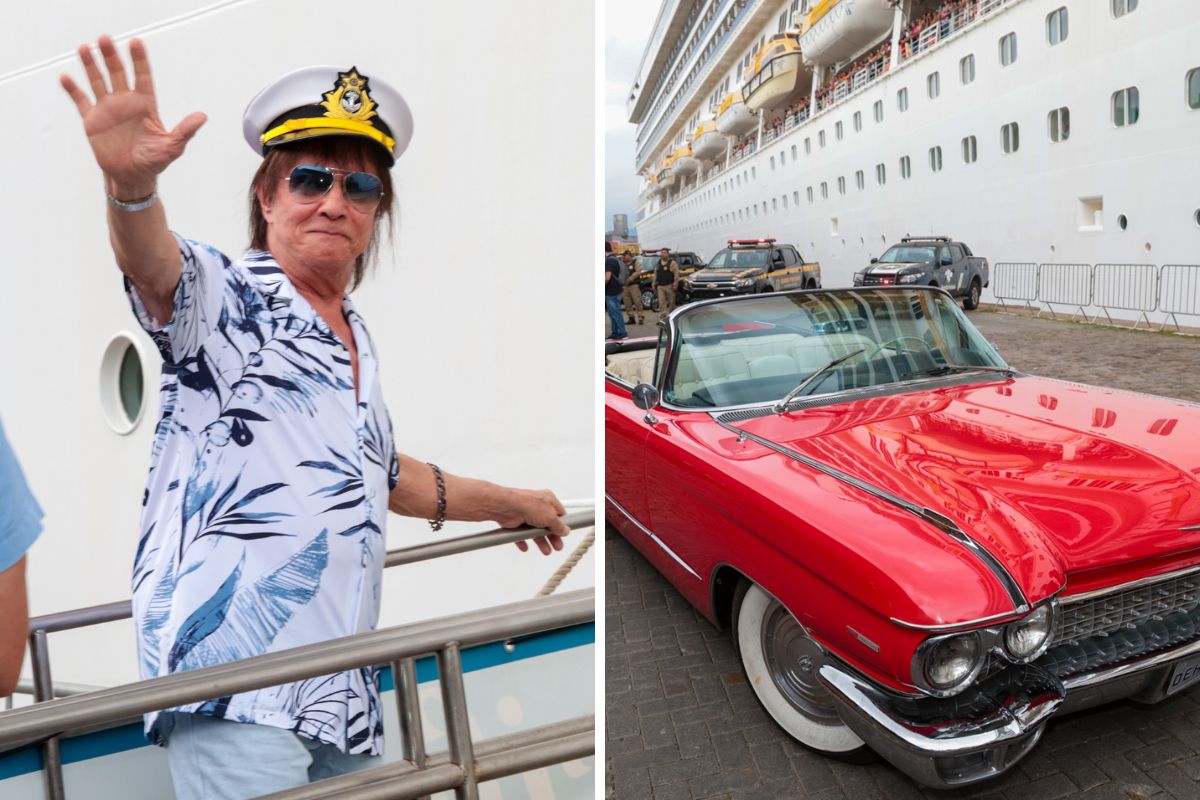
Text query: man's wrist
106 177 158 203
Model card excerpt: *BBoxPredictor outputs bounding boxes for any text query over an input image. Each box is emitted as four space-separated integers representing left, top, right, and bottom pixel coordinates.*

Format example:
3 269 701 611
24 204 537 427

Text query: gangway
0 510 596 799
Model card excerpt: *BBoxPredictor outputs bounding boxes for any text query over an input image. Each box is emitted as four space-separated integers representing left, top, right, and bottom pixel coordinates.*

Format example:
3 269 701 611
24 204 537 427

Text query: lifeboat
656 154 678 191
671 145 699 179
715 93 757 138
690 119 727 162
799 0 894 65
741 32 811 113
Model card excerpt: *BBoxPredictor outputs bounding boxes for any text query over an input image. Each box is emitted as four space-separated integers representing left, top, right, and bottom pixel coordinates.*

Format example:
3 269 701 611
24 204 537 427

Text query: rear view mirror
870 258 879 264
941 257 953 266
632 384 659 410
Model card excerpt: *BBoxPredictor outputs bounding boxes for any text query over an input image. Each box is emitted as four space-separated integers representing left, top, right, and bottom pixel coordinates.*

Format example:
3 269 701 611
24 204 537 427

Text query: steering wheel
864 336 937 360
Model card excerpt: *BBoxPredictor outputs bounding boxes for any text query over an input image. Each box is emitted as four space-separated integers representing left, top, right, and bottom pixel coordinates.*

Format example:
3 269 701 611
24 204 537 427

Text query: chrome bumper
818 635 1200 789
817 661 1062 789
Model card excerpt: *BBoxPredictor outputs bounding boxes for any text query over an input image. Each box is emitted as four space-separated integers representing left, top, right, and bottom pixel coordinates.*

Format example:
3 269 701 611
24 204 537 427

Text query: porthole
1194 209 1200 227
100 333 151 434
1144 242 1152 253
1050 244 1057 253
1118 214 1128 230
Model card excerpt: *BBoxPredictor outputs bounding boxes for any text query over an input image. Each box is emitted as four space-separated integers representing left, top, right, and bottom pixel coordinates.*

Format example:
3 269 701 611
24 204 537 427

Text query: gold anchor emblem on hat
321 68 377 122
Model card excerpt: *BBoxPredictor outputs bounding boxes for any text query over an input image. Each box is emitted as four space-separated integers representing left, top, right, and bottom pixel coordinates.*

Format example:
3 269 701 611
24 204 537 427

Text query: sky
605 0 661 238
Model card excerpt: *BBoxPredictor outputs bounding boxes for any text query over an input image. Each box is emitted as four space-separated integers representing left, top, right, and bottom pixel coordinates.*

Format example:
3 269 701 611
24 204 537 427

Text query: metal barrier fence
1 510 596 800
992 263 1200 331
1092 263 1158 329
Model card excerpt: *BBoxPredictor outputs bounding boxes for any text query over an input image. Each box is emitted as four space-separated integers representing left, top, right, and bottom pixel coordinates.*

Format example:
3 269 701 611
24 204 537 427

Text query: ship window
835 121 844 140
770 156 776 170
819 130 826 148
875 163 886 185
960 55 975 85
930 146 943 172
783 194 789 209
1046 8 1068 45
1188 68 1200 110
807 186 814 203
101 334 147 434
1112 86 1140 126
1048 107 1070 141
900 156 911 179
821 181 828 199
1111 0 1138 18
927 72 940 99
751 166 757 179
773 198 778 211
962 135 978 163
1001 122 1019 153
897 87 908 112
791 144 798 160
805 137 811 154
873 100 883 122
999 33 1017 67
793 190 800 205
754 204 759 217
856 170 865 190
853 111 862 132
780 150 787 165
838 176 846 195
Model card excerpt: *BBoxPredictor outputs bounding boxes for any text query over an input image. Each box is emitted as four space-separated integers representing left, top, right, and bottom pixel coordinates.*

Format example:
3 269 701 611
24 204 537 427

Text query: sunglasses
284 165 384 206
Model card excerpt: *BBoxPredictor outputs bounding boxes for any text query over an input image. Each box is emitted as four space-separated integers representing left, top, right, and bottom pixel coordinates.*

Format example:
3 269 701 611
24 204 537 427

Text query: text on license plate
1165 654 1200 697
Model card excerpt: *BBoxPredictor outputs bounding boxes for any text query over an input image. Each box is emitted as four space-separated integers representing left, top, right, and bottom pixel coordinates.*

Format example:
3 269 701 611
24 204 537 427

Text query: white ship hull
635 0 1200 322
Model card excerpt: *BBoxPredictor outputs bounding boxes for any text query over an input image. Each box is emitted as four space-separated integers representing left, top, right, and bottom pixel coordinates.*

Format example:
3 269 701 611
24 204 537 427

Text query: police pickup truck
683 239 821 301
853 236 989 310
634 249 705 310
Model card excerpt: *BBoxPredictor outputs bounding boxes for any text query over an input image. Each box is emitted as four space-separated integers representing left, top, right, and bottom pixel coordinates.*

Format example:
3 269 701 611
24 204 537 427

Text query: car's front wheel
733 582 871 760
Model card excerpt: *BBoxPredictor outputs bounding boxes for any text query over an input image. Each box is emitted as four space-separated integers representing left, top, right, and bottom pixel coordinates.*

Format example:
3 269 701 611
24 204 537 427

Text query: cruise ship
0 2 595 798
628 0 1200 319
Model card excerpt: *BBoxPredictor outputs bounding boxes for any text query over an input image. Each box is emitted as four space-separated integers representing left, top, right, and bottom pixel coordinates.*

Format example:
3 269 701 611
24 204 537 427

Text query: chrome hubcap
761 602 841 723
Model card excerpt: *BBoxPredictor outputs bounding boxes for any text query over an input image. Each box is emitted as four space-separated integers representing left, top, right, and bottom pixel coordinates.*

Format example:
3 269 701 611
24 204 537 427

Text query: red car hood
727 375 1200 601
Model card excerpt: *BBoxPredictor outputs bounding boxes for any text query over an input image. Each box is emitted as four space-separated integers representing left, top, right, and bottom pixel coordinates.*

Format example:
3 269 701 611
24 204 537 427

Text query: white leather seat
672 344 749 401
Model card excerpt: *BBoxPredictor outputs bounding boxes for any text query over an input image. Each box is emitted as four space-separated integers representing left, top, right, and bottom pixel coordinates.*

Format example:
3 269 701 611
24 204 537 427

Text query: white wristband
106 191 158 212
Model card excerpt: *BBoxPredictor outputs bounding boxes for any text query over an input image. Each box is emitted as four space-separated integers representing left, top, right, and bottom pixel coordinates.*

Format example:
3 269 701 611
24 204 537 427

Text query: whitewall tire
734 582 869 758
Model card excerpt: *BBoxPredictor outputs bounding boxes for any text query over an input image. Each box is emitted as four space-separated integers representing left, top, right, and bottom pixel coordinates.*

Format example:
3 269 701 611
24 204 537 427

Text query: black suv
854 236 990 310
683 239 821 300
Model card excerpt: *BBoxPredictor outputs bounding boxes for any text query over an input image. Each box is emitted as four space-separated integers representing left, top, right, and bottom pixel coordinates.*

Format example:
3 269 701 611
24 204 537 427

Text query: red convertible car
605 287 1200 788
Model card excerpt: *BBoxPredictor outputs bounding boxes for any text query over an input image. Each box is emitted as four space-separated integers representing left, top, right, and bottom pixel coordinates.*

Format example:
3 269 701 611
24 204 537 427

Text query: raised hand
60 36 206 196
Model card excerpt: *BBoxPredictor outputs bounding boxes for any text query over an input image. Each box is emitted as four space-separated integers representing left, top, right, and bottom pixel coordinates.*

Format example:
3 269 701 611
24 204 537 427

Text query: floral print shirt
126 237 398 755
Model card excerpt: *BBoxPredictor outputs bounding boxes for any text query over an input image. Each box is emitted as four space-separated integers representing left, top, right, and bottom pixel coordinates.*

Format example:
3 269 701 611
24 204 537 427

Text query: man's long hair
248 138 395 291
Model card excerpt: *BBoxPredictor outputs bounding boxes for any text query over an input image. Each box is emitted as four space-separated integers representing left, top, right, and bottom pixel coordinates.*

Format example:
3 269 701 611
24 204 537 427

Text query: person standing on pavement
61 35 570 798
605 241 627 340
621 249 643 326
654 248 679 322
0 416 44 697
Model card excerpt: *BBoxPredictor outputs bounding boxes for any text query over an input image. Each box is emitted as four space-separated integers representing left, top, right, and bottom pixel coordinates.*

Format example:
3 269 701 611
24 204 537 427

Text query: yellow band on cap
260 117 396 152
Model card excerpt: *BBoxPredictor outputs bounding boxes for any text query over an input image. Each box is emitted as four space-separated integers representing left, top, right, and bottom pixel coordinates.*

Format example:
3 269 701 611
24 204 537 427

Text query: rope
535 527 595 597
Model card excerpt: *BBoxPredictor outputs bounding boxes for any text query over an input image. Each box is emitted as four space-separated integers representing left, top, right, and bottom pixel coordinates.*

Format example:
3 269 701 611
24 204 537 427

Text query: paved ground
605 309 1200 799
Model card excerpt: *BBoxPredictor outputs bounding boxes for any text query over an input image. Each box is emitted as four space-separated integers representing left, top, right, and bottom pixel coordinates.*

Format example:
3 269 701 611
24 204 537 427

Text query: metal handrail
3 509 596 799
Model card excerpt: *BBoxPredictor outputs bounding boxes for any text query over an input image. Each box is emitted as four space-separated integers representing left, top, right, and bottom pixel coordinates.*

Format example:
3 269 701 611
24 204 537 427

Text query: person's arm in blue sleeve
0 419 44 696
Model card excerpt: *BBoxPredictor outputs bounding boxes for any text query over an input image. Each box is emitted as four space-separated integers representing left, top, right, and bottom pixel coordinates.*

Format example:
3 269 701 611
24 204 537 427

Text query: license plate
1165 654 1200 697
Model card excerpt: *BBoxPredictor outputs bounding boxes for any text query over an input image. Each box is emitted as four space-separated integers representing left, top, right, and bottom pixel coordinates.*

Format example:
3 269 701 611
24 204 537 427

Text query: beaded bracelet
427 463 447 532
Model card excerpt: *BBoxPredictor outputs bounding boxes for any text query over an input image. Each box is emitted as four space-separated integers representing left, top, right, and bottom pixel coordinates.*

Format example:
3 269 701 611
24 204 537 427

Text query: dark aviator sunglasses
284 165 384 206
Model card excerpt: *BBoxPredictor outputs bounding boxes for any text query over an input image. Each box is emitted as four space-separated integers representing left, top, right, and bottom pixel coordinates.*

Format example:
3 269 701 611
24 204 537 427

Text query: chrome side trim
1183 525 1200 532
1061 563 1200 605
605 493 702 580
889 609 1027 632
715 417 1028 612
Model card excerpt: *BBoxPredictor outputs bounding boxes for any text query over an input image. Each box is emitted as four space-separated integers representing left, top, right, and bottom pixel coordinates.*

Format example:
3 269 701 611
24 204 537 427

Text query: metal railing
898 0 1014 62
1 510 596 800
992 262 1200 331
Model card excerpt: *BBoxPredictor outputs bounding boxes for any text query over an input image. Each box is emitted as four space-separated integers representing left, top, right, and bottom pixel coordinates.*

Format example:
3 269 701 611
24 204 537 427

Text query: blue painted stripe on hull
0 622 594 780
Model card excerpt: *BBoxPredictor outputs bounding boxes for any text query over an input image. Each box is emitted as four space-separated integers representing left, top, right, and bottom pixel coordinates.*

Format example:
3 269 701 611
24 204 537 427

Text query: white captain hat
242 65 414 166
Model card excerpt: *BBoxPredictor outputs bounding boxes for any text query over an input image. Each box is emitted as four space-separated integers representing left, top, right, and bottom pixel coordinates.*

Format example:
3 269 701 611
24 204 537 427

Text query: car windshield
636 256 665 271
707 249 769 269
664 289 1007 408
878 246 936 264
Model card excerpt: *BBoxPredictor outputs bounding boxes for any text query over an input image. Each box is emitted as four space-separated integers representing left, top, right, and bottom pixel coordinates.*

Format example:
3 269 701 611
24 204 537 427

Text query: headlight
683 278 694 288
852 271 865 285
916 632 983 695
898 273 923 284
733 278 753 288
1003 603 1055 661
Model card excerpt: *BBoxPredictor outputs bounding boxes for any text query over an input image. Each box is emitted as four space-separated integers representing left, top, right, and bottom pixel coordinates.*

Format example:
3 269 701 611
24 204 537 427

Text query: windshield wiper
898 364 1018 381
772 349 866 414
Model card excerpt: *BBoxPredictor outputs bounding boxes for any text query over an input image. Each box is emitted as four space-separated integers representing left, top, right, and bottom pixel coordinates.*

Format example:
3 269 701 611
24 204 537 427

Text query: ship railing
991 263 1200 332
900 0 1014 63
1 509 596 800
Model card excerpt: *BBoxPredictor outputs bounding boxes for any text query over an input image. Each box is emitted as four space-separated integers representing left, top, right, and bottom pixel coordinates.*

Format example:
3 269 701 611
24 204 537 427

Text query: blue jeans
163 712 381 799
605 294 627 338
